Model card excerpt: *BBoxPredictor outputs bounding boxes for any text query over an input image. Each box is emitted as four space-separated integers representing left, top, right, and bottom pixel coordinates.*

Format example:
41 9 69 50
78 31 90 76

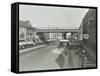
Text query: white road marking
51 48 64 54
20 45 46 53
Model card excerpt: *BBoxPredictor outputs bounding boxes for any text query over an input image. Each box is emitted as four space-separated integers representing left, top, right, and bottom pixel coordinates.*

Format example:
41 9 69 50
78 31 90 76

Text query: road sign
83 34 89 39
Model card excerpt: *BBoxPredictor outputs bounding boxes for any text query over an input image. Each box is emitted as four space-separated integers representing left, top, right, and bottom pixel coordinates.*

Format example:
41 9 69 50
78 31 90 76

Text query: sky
19 5 88 29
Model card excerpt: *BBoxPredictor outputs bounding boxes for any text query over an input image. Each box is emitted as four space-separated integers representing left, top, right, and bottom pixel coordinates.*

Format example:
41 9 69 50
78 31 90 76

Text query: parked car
19 42 27 49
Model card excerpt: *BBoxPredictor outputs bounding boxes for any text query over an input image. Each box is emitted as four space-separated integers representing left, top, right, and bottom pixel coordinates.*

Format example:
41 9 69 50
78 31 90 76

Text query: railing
35 26 79 29
32 29 80 32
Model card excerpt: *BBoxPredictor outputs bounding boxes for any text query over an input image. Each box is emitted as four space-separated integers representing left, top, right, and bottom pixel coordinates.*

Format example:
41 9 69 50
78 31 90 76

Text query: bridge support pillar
62 32 67 39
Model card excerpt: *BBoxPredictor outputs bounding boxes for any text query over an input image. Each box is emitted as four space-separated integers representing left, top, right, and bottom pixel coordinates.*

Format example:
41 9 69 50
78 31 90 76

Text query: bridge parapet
32 29 80 32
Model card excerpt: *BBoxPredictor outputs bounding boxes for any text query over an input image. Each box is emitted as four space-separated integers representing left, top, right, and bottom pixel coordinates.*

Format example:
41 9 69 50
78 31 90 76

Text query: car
19 42 27 49
58 39 69 47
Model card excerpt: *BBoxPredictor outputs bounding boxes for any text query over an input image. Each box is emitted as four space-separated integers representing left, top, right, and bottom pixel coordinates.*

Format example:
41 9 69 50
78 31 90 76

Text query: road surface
19 44 82 71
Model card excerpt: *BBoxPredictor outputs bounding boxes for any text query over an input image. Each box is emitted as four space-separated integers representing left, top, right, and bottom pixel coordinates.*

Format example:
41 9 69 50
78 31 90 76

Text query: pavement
19 45 46 54
82 44 96 59
56 47 82 69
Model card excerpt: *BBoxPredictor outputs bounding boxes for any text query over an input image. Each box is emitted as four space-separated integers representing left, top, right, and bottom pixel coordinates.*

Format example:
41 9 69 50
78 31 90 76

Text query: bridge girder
32 29 80 32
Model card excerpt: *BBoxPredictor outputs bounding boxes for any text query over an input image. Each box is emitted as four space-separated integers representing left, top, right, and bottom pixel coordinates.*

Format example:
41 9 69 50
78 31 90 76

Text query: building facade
81 9 96 55
79 9 96 67
19 20 33 42
19 20 43 49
